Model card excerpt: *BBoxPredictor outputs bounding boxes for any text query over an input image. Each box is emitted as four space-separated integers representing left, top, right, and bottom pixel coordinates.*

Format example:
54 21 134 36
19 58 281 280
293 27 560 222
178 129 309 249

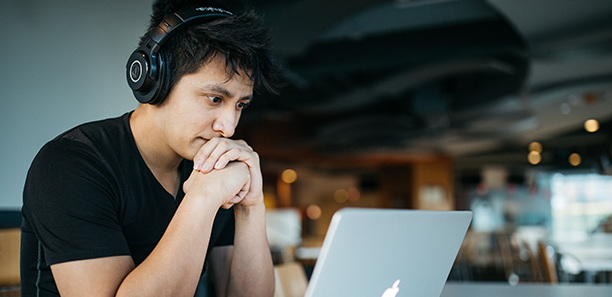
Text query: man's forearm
229 202 275 297
116 192 220 297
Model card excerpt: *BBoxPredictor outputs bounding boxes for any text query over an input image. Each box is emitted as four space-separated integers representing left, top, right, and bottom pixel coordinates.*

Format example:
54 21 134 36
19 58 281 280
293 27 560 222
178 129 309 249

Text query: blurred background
1 0 612 292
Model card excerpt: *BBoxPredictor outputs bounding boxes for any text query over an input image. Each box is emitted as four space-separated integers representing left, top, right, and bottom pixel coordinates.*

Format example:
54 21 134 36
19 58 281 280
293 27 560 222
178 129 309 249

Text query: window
551 173 612 240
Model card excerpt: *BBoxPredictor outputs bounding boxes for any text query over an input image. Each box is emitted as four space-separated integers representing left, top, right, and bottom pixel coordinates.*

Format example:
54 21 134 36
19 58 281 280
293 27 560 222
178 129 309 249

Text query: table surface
440 282 612 297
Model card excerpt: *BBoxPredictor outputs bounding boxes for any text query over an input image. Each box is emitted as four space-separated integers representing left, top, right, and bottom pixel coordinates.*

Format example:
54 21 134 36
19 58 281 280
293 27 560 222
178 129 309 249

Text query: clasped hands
183 137 263 209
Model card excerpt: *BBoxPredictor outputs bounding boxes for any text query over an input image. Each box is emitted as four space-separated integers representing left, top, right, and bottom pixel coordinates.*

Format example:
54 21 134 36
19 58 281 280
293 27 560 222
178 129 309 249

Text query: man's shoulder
33 112 134 169
55 113 130 146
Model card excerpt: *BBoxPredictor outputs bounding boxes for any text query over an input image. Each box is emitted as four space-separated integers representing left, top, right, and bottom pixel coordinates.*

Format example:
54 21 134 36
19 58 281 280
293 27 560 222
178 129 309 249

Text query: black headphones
126 7 234 104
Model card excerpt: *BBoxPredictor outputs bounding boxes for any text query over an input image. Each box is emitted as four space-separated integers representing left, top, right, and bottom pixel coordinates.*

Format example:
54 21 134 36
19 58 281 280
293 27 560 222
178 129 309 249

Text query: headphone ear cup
127 50 150 92
126 49 160 104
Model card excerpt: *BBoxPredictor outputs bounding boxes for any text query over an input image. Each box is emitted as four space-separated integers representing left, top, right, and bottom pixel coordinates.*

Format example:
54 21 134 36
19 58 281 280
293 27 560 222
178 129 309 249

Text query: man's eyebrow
201 84 252 101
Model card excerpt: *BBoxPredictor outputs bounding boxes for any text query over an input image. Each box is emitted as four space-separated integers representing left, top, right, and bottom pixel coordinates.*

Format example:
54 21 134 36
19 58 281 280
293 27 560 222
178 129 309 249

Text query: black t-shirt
21 112 235 297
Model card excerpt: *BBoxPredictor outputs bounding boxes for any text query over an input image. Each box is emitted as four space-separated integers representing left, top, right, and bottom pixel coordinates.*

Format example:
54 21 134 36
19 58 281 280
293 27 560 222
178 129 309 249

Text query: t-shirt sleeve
22 138 130 266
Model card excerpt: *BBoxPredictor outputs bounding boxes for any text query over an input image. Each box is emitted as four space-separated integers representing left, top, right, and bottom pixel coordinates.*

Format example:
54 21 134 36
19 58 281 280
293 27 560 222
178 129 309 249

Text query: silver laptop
304 208 472 297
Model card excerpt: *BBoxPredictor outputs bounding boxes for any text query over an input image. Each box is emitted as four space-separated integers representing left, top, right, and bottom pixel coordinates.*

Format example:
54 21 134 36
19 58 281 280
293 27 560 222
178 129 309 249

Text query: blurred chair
274 262 308 297
498 233 541 284
538 241 558 283
0 228 21 288
523 241 542 282
558 252 583 283
497 233 515 281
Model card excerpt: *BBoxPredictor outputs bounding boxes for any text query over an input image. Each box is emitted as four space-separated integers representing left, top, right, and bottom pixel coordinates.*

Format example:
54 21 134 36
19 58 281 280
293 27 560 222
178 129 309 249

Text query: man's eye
237 101 251 110
208 96 222 103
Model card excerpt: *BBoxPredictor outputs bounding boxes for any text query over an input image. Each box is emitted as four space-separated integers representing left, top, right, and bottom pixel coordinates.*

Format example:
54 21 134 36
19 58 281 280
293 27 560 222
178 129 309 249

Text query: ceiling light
569 153 582 166
529 142 542 153
528 151 541 165
584 119 599 133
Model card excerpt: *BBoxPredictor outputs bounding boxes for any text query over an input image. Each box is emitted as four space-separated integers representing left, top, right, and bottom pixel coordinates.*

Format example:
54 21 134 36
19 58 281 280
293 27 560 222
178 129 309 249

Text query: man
21 0 281 296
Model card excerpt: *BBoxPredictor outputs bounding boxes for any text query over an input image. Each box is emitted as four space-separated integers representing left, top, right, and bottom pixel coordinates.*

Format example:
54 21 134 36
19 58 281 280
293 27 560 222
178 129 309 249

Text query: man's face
154 57 253 161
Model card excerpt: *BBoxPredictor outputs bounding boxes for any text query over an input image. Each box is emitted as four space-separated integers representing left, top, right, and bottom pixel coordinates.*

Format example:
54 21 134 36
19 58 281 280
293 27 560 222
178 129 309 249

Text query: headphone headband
127 7 234 104
150 7 233 48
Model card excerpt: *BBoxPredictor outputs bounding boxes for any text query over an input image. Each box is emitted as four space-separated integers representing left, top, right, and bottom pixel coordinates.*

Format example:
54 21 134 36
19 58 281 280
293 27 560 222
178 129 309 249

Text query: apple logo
381 279 400 297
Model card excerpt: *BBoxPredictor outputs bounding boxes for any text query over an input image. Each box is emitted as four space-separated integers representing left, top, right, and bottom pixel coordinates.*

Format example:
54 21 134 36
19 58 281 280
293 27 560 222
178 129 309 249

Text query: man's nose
212 109 237 137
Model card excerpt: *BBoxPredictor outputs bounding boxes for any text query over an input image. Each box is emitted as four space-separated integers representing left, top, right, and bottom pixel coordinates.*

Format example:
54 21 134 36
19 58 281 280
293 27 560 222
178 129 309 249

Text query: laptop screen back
304 208 472 297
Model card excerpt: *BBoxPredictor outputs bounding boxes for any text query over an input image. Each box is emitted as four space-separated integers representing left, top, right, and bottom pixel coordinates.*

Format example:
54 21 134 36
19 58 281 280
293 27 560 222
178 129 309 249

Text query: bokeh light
306 204 322 220
584 119 599 133
281 169 297 184
528 142 542 153
334 189 348 203
528 151 542 165
569 153 582 166
347 187 360 202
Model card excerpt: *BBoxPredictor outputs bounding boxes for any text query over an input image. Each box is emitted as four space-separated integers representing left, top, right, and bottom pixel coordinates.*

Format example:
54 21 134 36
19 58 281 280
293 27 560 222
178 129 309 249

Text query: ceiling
227 0 612 173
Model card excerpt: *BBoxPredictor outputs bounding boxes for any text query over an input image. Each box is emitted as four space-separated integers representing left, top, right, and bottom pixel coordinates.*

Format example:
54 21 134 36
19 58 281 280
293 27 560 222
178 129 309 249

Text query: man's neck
130 105 183 197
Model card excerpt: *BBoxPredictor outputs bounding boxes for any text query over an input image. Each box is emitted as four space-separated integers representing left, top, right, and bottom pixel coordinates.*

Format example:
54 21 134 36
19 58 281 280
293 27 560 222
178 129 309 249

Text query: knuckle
239 140 253 150
218 141 230 150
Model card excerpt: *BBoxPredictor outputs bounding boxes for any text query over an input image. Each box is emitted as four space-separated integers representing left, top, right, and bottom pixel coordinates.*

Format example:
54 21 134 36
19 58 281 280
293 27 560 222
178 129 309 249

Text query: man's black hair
139 0 282 100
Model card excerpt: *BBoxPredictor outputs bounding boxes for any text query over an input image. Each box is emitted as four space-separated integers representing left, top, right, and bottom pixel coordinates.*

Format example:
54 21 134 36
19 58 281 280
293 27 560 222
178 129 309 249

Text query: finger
202 142 234 172
242 152 262 194
221 195 243 209
238 174 251 198
196 139 253 173
230 195 243 204
212 147 253 170
223 172 249 208
193 138 222 172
